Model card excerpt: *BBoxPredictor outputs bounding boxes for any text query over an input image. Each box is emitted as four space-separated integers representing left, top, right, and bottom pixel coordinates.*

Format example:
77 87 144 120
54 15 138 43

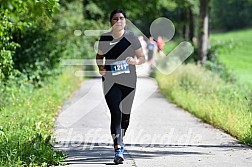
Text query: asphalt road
54 76 252 167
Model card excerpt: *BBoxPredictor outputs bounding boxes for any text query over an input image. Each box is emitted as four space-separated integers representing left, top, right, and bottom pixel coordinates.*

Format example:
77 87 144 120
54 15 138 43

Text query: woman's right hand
99 66 106 76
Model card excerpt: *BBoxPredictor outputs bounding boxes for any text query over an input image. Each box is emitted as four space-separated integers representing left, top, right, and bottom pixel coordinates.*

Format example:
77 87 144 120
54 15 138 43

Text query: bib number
110 60 130 76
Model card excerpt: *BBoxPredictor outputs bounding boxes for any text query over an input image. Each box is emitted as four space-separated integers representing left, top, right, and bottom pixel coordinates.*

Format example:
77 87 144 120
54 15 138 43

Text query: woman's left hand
126 57 138 65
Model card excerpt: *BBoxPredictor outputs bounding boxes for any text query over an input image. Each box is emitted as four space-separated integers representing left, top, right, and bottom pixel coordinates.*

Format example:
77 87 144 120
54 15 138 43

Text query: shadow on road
53 141 250 165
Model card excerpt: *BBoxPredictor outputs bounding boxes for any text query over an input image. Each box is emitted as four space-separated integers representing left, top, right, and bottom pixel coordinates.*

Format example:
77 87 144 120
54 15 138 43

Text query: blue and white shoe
114 148 124 164
121 143 125 154
121 144 125 155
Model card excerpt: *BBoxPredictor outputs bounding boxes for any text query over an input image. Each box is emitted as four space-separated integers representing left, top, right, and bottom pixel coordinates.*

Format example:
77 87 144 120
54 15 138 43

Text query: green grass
154 29 252 146
0 67 82 166
155 64 252 146
211 28 252 86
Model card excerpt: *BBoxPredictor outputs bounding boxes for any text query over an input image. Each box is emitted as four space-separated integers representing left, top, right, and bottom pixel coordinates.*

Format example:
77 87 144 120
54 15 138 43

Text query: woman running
96 9 146 164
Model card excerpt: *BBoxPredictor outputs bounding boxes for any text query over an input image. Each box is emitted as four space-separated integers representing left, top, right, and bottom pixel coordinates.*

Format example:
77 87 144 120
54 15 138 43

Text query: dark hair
109 9 127 22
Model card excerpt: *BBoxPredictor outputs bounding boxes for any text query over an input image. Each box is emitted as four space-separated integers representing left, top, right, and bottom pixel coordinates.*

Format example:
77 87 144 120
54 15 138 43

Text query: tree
198 0 210 64
0 0 59 81
175 0 198 42
211 0 252 31
88 0 178 36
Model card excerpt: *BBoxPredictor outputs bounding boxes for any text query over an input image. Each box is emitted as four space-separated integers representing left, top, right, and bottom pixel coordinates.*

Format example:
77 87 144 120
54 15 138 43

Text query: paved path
54 76 252 166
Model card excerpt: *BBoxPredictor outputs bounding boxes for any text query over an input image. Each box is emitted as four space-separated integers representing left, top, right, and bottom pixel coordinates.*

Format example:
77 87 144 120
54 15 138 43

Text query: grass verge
0 67 82 166
155 64 252 146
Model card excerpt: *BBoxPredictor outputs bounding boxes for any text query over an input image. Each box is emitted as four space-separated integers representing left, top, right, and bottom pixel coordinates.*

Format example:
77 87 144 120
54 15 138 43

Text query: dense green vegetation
1 0 252 165
0 67 82 166
155 64 252 145
211 29 252 86
0 0 97 166
155 28 252 146
0 0 59 82
211 0 252 31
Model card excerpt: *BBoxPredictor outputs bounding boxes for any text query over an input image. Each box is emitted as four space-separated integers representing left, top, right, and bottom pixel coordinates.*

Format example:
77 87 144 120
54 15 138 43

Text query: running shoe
121 144 125 155
114 148 124 164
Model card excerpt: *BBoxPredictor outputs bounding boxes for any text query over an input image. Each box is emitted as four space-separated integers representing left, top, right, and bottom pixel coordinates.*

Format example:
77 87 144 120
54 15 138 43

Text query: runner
96 9 146 164
146 36 157 68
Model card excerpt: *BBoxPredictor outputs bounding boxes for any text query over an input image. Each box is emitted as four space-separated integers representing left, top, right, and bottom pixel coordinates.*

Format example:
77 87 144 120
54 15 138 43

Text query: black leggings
104 83 135 147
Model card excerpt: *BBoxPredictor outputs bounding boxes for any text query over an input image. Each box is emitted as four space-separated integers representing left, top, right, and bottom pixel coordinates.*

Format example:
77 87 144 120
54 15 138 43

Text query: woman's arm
96 50 106 75
126 48 146 65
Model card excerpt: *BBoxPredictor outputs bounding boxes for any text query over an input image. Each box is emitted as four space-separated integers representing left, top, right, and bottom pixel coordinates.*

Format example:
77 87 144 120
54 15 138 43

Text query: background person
146 36 157 68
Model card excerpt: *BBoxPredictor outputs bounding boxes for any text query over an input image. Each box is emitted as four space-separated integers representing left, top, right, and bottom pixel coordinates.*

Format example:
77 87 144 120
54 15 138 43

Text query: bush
13 26 62 87
0 67 82 166
0 0 59 82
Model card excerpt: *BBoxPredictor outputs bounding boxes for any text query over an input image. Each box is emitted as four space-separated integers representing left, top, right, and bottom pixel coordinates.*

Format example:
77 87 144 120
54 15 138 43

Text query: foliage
86 0 179 36
0 67 82 166
0 1 100 164
0 0 101 106
13 26 62 87
55 0 103 60
1 0 252 164
156 28 252 145
210 29 252 86
0 0 60 81
155 64 252 146
211 0 252 31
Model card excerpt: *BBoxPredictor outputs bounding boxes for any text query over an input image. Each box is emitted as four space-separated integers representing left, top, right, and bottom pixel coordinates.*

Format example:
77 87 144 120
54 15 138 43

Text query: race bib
110 60 130 76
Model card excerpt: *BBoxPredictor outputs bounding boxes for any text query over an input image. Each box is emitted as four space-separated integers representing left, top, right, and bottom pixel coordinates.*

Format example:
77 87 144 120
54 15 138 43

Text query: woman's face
111 13 126 31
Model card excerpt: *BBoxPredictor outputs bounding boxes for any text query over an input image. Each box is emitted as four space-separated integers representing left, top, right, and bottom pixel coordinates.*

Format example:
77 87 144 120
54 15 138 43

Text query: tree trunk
188 8 194 43
183 7 194 43
198 0 210 64
82 0 90 19
182 8 187 39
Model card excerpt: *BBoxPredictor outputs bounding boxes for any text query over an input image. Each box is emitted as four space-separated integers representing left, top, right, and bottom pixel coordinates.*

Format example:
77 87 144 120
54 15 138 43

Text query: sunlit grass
211 28 252 86
0 67 82 166
155 64 252 146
